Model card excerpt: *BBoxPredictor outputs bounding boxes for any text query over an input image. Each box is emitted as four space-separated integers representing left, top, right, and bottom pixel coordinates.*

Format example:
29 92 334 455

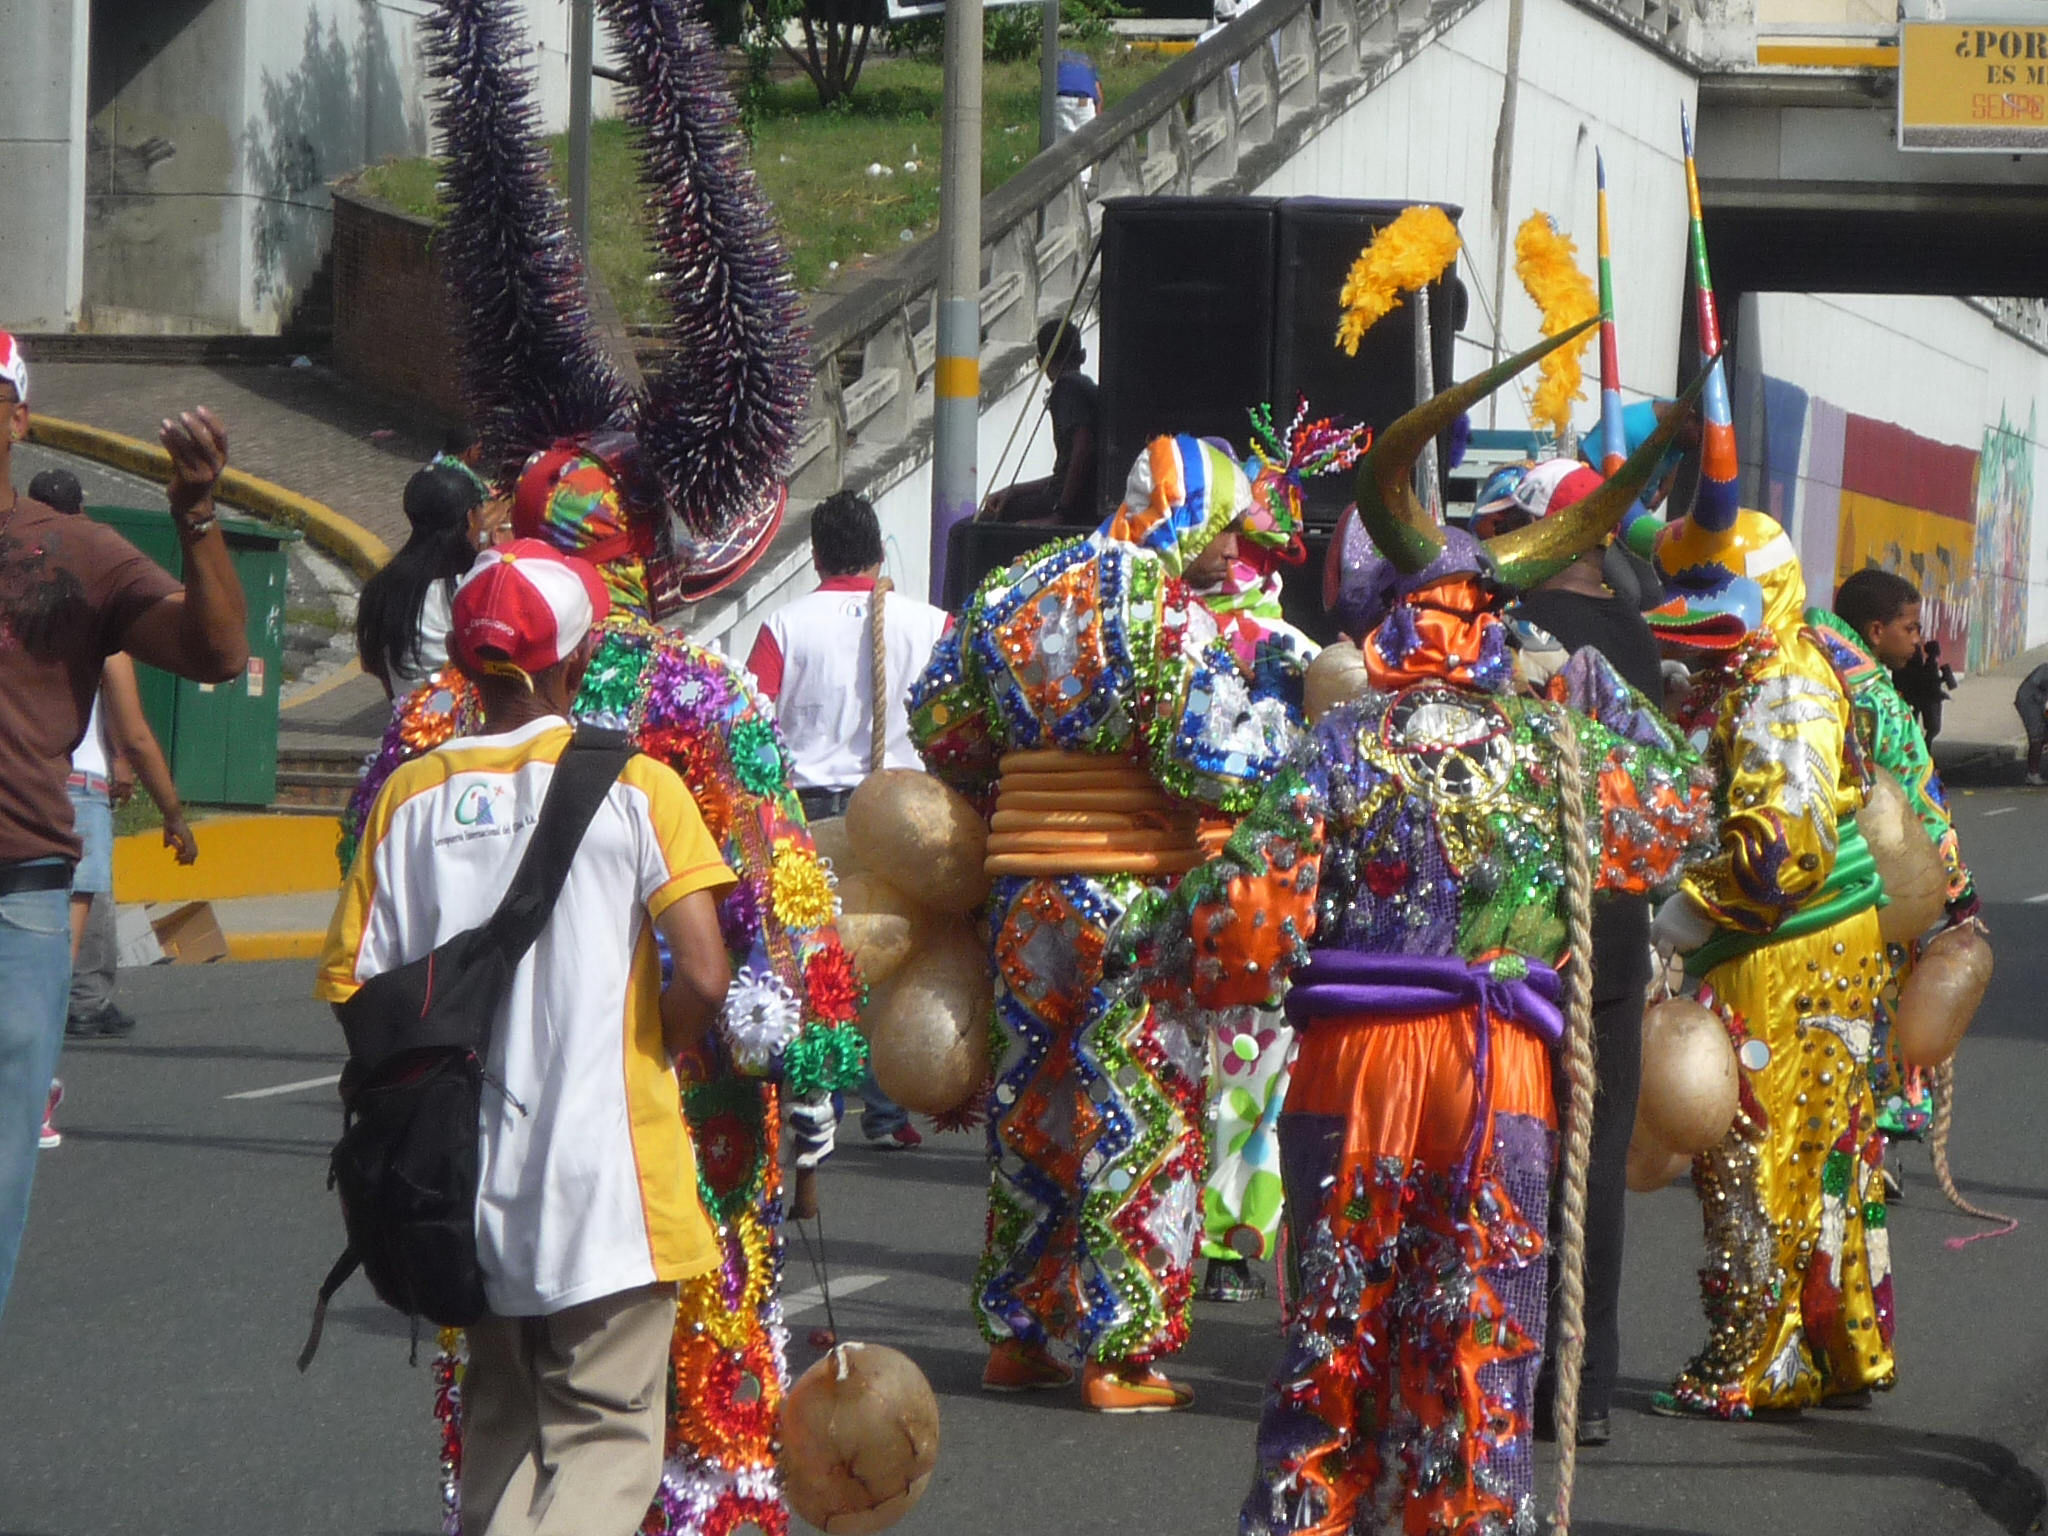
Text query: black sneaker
66 1005 136 1039
1199 1257 1266 1303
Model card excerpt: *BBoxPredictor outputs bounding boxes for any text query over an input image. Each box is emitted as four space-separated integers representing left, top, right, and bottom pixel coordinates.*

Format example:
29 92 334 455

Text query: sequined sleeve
622 630 870 1097
1682 647 1855 933
909 621 1002 803
1865 670 1973 905
1549 646 1686 753
1117 748 1324 1012
1144 590 1304 814
1566 707 1717 900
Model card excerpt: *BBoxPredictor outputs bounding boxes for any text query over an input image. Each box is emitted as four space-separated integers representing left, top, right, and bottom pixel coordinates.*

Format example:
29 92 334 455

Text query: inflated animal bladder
781 1343 941 1534
865 922 992 1115
1892 922 1992 1069
845 770 990 914
1626 1133 1693 1192
833 873 925 990
1303 640 1371 723
1861 769 1948 945
1636 996 1740 1155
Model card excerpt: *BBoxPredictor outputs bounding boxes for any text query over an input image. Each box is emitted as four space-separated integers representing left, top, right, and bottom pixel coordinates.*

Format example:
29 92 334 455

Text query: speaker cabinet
1097 198 1280 516
1273 198 1464 523
1096 196 1464 526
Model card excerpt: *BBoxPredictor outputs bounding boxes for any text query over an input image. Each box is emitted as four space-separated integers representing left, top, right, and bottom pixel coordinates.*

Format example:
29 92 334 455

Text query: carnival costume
1804 606 1976 1138
335 2 866 1530
908 433 1303 1403
1130 333 1713 1536
1644 114 1896 1421
1191 408 1364 1291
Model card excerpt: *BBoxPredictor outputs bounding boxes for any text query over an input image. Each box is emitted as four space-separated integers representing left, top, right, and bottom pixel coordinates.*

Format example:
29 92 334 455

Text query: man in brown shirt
0 330 250 1323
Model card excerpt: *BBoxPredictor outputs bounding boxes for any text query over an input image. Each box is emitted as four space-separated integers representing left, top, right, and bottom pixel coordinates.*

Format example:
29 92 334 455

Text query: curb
27 414 391 580
225 931 327 964
115 814 343 906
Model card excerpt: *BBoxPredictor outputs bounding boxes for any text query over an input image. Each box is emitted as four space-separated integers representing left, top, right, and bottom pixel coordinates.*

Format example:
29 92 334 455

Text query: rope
792 1198 842 1345
1928 1058 2018 1247
1547 706 1599 1535
868 576 893 776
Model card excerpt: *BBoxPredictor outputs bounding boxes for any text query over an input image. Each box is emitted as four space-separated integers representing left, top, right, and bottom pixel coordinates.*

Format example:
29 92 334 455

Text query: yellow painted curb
115 814 343 904
225 930 328 963
27 415 392 579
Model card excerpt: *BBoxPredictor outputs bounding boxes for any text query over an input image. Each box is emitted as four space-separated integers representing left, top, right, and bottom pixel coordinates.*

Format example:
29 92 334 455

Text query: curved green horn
1485 363 1711 590
1353 318 1600 574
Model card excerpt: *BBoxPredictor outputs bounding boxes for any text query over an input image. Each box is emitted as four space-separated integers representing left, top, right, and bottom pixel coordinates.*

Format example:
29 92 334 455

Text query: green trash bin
86 505 301 807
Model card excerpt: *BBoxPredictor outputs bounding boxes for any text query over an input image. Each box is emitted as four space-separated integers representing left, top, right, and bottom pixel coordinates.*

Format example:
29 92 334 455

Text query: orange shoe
982 1340 1075 1393
1082 1360 1195 1414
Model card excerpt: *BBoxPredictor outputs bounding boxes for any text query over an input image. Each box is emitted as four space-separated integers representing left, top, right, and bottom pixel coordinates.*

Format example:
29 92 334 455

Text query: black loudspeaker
942 519 1091 612
1097 198 1280 517
1097 197 1465 528
1273 198 1465 524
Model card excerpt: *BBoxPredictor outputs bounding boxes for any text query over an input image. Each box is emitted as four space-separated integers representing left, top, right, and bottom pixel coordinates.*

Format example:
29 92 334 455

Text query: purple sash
1282 949 1566 1046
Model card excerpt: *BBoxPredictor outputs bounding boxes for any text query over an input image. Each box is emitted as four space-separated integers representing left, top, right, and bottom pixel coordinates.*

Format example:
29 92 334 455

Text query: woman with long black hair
357 463 499 696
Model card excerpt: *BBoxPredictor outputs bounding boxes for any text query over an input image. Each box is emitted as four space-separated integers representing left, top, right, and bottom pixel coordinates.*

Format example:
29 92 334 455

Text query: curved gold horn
1354 318 1600 574
1484 363 1711 589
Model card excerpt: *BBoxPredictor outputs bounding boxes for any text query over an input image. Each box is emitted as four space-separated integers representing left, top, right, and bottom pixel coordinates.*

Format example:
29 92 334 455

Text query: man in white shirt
746 491 951 820
745 491 950 1149
322 541 735 1536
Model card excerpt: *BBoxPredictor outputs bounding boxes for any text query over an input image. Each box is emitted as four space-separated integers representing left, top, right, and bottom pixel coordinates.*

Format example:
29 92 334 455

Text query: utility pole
930 0 984 602
568 0 595 253
1040 0 1061 152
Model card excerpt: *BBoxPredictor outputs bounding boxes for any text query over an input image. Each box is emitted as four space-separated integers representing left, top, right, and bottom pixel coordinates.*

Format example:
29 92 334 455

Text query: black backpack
299 726 636 1369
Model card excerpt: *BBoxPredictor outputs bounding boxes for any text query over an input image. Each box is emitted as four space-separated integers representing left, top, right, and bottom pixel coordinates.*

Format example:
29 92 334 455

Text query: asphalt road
4 785 2046 1536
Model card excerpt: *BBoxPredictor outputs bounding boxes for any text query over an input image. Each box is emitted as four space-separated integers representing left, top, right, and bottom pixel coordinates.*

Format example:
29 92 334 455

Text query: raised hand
160 408 229 521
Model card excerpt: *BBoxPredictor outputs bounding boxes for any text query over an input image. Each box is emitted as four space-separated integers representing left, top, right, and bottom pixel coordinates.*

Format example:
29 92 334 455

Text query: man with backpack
318 540 735 1536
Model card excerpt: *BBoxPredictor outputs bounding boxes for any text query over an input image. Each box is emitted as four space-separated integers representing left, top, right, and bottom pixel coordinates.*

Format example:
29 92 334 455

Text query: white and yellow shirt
318 716 735 1317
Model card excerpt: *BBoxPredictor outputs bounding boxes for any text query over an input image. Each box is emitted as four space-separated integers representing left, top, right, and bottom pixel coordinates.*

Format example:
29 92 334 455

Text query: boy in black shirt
1510 465 1664 1450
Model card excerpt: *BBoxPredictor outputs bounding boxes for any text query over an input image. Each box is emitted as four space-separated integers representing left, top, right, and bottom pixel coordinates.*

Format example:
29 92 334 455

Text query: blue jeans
857 1068 908 1139
0 879 76 1322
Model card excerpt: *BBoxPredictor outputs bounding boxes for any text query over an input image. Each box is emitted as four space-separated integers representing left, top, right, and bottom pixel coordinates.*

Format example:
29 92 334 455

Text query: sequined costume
1805 607 1975 1137
910 434 1301 1375
1657 595 1894 1415
1128 334 1712 1535
1646 119 1899 1419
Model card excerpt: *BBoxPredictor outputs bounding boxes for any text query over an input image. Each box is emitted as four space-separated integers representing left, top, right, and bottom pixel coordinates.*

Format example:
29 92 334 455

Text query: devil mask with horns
1323 320 1704 689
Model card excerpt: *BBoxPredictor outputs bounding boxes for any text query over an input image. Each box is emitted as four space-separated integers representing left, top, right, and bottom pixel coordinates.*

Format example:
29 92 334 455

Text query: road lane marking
2025 893 2048 906
224 1073 343 1101
1982 806 2016 817
783 1273 888 1316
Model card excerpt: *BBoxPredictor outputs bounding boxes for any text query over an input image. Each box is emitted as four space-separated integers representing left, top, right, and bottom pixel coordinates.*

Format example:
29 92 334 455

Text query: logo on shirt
453 783 508 827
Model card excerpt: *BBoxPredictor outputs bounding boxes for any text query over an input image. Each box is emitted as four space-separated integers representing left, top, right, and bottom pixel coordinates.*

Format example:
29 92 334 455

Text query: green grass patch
352 49 1167 320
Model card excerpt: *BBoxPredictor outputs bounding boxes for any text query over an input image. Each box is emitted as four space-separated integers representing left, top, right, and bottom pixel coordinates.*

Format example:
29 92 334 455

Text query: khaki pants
461 1282 677 1536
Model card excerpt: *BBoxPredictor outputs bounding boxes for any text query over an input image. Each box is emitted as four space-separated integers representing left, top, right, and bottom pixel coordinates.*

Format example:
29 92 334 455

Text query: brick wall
331 185 466 421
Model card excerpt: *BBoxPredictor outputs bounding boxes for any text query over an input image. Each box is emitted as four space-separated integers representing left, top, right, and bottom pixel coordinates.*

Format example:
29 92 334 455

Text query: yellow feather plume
1334 206 1463 357
1514 211 1600 438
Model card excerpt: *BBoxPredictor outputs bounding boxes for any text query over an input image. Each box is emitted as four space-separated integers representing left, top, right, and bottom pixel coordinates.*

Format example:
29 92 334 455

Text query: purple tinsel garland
427 0 633 483
600 0 812 535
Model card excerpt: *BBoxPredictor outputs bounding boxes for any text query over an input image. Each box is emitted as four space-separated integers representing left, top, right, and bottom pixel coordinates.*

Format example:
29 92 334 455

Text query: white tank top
73 692 111 780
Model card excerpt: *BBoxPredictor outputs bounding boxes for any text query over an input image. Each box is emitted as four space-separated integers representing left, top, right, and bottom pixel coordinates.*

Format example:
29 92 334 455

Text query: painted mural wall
1733 291 2048 673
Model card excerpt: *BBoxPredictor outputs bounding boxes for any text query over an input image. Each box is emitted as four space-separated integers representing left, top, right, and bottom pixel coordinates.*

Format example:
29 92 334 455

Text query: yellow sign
1900 22 2048 150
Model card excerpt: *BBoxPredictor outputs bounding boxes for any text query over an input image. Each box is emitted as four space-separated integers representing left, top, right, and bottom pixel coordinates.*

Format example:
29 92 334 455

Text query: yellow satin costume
1660 513 1895 1418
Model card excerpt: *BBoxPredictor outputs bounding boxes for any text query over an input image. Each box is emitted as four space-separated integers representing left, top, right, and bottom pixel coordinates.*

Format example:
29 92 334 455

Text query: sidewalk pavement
1934 642 2048 787
27 357 437 554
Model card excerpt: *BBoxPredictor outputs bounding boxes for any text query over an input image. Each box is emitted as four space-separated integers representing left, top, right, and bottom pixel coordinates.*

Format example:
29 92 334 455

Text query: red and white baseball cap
451 539 610 679
0 333 27 404
1539 464 1605 517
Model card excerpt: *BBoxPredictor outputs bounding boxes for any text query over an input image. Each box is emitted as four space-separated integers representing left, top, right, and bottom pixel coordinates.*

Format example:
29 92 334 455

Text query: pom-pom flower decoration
768 839 838 930
1513 211 1600 439
720 965 803 1073
1335 205 1462 356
